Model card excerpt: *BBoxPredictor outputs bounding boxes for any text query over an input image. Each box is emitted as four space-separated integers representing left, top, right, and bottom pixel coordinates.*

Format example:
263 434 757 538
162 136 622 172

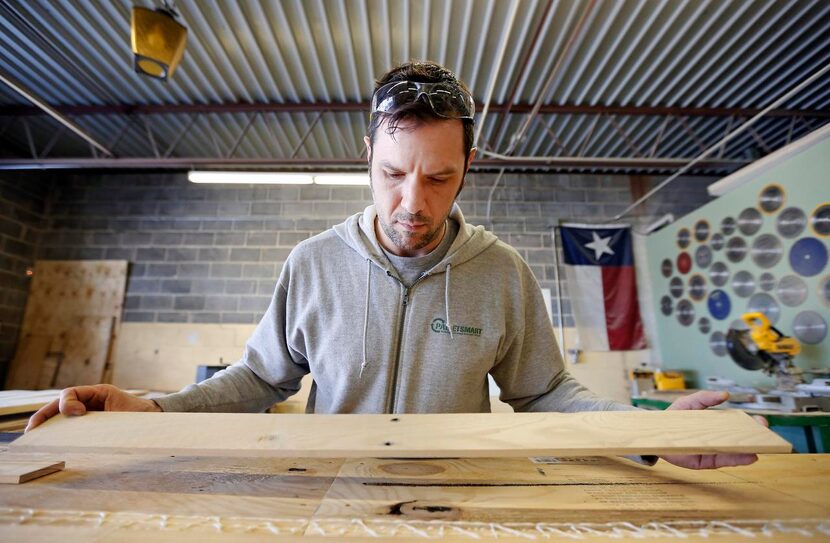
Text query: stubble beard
378 212 447 255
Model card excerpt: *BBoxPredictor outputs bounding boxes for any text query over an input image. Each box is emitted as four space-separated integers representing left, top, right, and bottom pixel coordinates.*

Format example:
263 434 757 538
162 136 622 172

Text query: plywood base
10 410 791 458
0 451 826 542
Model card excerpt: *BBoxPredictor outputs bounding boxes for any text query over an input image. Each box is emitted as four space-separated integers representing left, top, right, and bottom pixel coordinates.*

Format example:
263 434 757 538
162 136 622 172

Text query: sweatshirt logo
430 318 482 337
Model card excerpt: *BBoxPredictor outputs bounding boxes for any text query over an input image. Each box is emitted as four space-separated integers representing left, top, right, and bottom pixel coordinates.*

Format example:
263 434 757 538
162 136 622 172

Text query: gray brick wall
0 169 714 379
0 173 50 382
35 171 713 326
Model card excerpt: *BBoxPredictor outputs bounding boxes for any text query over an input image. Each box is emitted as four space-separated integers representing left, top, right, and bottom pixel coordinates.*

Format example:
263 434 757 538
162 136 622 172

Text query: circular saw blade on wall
738 207 763 236
746 292 781 325
750 233 784 268
792 310 828 344
707 289 731 321
759 184 785 214
811 203 830 237
789 237 828 277
709 261 730 287
777 207 807 238
732 270 756 298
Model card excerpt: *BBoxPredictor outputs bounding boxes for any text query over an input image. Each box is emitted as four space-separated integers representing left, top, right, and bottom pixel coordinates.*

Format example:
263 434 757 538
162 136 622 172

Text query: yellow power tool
726 312 801 376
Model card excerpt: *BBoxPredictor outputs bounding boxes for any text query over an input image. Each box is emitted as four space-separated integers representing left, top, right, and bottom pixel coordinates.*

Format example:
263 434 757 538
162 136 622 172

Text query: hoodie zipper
385 285 409 413
385 268 434 414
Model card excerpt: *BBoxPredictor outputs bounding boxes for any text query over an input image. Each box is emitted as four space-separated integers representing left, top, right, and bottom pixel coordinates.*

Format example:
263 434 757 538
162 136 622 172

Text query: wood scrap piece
0 460 64 484
9 410 792 458
0 417 29 432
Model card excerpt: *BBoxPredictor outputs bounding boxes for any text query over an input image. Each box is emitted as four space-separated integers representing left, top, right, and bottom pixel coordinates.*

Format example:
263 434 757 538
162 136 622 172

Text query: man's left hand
659 390 768 470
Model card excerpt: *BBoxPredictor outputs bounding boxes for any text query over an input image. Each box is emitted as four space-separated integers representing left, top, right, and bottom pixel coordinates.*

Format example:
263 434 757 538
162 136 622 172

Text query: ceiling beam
0 156 748 172
0 101 827 119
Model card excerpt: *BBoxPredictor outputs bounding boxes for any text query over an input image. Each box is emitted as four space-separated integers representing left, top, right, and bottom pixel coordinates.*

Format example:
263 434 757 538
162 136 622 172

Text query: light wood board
0 390 152 420
0 460 64 484
0 390 61 416
10 410 791 457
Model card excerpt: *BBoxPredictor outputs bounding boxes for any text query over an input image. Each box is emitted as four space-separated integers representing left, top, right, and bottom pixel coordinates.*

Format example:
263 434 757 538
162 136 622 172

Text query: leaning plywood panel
3 335 51 391
10 411 791 457
5 260 127 389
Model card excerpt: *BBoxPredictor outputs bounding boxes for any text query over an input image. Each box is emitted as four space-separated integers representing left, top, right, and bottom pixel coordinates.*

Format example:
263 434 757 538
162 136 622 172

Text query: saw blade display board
646 136 829 388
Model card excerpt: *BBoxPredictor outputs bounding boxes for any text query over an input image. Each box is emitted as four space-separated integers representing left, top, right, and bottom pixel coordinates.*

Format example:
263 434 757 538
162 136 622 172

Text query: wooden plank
0 390 150 418
10 410 791 457
0 460 64 484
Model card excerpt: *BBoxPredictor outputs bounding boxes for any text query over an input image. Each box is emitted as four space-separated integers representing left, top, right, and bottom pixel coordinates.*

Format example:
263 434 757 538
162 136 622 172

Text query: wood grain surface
0 450 826 542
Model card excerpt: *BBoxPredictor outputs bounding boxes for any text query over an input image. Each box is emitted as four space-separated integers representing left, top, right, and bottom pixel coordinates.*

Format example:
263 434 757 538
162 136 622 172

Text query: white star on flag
585 231 615 261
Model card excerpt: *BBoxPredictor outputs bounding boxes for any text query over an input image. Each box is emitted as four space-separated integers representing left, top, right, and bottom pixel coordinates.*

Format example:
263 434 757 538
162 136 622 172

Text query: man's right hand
25 384 161 433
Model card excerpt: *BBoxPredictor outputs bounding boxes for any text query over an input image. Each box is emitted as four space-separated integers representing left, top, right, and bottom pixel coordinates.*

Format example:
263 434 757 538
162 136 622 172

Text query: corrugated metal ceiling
0 0 828 172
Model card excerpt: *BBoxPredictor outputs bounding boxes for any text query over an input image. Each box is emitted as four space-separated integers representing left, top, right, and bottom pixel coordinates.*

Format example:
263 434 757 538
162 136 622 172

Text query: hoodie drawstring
445 263 453 340
360 258 371 377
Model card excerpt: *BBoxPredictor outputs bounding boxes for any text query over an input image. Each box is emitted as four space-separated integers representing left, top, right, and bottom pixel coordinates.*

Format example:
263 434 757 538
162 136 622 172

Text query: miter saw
711 312 830 412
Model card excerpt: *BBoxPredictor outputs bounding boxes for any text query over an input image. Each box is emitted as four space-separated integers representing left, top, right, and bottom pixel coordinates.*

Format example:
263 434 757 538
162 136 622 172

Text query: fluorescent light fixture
188 171 313 184
313 174 369 185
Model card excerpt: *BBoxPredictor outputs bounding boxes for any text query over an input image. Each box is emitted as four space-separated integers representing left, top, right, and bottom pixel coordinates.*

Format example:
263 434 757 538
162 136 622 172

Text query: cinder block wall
0 170 714 379
0 174 50 370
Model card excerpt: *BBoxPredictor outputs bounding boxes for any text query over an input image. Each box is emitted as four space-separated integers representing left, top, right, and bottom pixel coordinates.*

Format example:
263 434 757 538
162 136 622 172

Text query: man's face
364 118 475 257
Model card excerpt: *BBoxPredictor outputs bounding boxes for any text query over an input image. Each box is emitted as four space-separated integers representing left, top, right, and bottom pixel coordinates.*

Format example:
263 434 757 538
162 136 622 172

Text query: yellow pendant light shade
131 6 187 81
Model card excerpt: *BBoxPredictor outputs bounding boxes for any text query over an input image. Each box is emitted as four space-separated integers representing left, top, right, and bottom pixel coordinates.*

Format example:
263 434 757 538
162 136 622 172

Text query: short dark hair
368 61 475 171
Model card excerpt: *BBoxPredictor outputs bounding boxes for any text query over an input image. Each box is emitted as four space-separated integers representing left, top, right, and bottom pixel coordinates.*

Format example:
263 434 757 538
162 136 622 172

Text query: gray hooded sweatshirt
155 204 636 416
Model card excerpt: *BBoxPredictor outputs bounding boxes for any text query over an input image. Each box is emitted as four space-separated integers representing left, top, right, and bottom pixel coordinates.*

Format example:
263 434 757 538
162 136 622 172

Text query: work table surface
0 443 828 542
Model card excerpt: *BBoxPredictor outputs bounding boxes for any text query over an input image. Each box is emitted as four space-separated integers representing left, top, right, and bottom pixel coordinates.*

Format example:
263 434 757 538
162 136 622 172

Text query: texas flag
560 224 646 351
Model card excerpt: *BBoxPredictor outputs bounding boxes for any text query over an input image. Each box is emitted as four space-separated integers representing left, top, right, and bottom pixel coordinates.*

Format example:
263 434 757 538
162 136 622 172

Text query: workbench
0 438 828 542
632 391 830 454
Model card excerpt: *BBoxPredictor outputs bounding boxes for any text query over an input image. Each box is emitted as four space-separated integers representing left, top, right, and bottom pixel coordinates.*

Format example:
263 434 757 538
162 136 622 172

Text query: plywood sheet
10 410 791 457
5 260 127 389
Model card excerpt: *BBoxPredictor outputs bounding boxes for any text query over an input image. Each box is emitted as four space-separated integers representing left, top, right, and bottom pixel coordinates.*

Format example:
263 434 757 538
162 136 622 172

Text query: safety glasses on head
371 80 475 121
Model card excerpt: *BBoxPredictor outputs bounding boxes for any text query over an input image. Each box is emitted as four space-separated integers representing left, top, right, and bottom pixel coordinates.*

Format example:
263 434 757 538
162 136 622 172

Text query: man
27 61 757 470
